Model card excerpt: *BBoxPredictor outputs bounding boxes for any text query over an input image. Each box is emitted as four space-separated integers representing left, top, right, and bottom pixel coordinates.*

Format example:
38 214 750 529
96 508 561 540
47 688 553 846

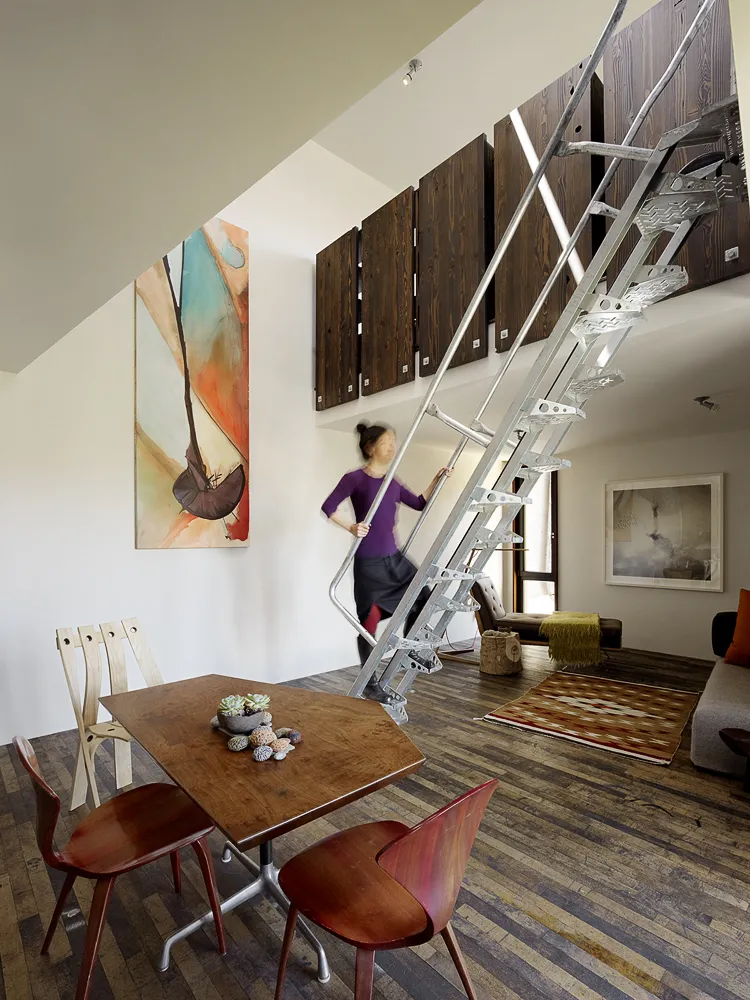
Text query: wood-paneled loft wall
494 61 604 355
603 0 749 293
314 0 747 411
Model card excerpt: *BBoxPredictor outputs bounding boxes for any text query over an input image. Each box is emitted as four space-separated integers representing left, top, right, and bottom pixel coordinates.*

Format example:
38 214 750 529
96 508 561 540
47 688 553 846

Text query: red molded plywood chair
13 736 226 1000
274 779 498 999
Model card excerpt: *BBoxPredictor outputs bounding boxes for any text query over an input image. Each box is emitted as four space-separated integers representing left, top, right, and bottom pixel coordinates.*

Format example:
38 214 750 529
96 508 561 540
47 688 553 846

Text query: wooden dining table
101 673 425 982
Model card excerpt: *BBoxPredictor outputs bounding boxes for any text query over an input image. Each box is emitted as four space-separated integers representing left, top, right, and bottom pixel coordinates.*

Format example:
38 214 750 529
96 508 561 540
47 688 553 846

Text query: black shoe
363 679 397 705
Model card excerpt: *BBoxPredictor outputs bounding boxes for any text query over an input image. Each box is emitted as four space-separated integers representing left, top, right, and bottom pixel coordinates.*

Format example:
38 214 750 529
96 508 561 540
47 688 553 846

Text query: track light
402 58 422 86
694 395 720 412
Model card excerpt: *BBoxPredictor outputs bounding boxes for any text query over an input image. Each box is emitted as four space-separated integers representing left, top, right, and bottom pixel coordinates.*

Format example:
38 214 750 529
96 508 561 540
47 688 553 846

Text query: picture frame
605 474 723 592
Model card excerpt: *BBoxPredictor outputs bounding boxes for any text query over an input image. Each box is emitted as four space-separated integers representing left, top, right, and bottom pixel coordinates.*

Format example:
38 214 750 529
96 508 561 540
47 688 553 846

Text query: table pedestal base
158 840 331 983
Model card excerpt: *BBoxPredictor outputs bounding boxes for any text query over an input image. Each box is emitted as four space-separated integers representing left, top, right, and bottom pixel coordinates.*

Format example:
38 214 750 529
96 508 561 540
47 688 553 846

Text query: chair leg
192 837 226 955
274 906 298 1000
354 948 375 1000
71 742 100 811
170 851 182 894
113 738 133 789
41 871 76 955
75 877 115 1000
441 924 477 1000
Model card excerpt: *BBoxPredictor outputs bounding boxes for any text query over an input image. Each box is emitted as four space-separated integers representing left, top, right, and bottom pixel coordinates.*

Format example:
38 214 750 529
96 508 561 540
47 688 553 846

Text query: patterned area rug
483 673 699 765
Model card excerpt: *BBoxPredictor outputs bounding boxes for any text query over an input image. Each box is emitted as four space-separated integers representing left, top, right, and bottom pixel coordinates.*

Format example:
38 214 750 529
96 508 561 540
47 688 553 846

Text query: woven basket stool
480 629 522 675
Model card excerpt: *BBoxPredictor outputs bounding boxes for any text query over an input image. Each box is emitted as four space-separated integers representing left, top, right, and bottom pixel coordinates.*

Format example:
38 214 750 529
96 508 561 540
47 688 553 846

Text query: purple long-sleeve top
322 467 427 559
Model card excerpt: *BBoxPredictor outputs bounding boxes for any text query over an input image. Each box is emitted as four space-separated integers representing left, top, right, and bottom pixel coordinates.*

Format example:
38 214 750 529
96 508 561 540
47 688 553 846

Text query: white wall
729 0 750 147
0 141 475 746
558 428 750 659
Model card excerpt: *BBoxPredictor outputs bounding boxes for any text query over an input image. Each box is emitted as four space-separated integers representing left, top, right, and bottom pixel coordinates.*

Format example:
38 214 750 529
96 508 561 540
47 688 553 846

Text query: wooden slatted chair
56 618 163 810
13 735 226 1000
274 779 498 1000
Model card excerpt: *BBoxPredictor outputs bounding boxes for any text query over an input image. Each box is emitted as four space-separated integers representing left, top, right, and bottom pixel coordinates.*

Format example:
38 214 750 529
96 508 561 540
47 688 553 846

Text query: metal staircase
329 0 746 723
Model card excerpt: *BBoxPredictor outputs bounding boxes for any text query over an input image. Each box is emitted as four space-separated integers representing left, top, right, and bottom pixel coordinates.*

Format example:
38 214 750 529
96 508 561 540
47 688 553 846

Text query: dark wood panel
417 136 494 376
361 188 415 396
603 0 749 291
315 228 359 411
494 63 602 353
10 648 750 1000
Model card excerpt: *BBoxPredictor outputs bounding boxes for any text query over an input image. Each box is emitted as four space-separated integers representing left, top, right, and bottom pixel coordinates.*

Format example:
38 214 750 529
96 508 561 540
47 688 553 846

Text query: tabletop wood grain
101 674 425 850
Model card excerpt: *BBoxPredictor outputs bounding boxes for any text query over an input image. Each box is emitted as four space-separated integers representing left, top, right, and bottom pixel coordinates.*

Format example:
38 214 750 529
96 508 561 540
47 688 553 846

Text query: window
513 472 558 613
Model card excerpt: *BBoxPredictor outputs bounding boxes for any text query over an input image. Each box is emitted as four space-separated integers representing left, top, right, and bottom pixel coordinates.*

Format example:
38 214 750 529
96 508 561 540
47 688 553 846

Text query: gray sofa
690 612 750 776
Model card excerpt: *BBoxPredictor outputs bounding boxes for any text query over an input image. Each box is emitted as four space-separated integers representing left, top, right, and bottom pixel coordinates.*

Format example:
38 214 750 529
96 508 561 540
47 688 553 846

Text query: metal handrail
328 0 629 644
402 0 717 558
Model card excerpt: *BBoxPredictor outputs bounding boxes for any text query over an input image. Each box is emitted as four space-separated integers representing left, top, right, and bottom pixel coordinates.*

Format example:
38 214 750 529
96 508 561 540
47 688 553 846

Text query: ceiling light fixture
402 58 422 86
694 395 720 412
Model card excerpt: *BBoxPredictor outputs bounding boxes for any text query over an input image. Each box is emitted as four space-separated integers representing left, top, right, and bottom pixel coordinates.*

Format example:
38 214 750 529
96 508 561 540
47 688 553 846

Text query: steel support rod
557 140 654 160
428 404 492 447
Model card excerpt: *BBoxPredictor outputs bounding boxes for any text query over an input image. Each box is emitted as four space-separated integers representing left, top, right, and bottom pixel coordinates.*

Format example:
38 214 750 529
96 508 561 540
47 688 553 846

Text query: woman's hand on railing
424 467 453 501
328 511 370 538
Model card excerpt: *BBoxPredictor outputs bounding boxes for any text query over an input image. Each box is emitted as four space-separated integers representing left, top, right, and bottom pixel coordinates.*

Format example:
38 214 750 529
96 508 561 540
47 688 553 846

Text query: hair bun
355 422 369 435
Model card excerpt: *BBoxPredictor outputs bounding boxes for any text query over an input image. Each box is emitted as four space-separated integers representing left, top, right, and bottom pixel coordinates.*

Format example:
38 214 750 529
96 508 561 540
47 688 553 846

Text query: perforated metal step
622 264 688 308
471 526 524 550
389 632 442 653
433 594 481 614
520 453 572 474
636 173 724 236
468 488 532 513
677 98 745 196
566 367 624 403
518 399 585 430
571 293 643 347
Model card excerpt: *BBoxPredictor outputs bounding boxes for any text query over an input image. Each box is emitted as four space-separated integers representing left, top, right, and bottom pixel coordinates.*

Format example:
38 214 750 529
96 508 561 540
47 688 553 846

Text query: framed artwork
135 218 249 548
605 474 723 591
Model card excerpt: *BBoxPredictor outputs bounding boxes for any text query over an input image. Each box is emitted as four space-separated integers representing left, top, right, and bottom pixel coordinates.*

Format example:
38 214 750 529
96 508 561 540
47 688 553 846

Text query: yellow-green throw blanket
539 612 602 666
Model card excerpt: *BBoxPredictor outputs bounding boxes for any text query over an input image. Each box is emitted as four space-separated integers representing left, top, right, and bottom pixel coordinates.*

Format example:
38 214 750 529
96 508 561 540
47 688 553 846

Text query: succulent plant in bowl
218 694 261 734
244 693 271 714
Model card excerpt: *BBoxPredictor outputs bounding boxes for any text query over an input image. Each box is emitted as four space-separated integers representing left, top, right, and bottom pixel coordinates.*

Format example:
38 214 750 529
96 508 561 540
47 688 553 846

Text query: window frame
512 471 559 613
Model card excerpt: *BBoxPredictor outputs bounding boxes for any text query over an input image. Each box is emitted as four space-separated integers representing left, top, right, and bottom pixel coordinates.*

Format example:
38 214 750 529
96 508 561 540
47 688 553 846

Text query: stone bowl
217 710 266 734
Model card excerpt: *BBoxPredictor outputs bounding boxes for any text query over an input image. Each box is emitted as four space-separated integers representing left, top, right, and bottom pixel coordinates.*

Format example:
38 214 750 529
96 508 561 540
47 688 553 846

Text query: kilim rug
482 673 699 765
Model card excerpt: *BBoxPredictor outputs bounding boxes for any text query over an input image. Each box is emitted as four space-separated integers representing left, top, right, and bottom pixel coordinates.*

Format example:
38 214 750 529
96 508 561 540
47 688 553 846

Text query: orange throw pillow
726 589 750 667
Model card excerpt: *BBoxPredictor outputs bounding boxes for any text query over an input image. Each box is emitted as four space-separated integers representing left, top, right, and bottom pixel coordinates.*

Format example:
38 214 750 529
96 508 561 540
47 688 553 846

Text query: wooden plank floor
3 648 750 1000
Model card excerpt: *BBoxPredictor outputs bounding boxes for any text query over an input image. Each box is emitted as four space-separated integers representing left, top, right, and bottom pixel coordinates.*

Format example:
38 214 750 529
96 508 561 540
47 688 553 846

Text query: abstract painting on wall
605 474 723 591
135 219 249 548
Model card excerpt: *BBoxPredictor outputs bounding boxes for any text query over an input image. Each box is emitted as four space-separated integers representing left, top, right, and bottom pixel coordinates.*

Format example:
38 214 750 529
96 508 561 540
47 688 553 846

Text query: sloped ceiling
0 0 481 372
316 0 661 192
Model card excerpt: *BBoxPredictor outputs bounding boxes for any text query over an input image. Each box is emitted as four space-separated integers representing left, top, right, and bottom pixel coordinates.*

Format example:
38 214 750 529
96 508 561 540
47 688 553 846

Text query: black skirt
353 552 419 622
